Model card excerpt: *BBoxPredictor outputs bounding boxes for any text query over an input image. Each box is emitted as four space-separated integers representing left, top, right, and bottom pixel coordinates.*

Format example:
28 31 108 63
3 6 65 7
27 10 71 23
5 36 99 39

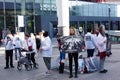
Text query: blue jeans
15 48 22 60
60 51 66 61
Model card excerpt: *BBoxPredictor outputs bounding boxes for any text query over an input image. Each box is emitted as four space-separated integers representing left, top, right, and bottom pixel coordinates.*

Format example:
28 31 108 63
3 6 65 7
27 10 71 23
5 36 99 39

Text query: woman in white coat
40 31 52 74
97 25 107 73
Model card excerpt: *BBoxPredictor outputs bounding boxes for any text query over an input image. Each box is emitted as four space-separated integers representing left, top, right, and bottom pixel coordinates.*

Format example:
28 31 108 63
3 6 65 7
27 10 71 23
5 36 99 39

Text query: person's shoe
69 75 73 78
99 69 107 73
45 71 51 75
103 69 108 72
4 67 9 69
34 64 38 69
11 66 14 68
74 75 78 78
46 71 51 74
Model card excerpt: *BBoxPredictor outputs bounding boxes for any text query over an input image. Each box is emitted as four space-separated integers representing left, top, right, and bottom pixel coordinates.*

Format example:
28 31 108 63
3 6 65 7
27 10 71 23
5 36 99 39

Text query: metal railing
110 35 120 44
106 30 120 44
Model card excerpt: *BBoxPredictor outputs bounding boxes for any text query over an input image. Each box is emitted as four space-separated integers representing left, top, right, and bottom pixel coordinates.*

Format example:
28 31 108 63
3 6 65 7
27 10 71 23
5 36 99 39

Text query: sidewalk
28 44 120 80
0 43 120 80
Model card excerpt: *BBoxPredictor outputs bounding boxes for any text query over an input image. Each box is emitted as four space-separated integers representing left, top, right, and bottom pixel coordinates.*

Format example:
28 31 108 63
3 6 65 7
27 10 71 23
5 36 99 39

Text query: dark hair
25 33 30 37
43 31 48 37
87 27 91 32
7 36 11 40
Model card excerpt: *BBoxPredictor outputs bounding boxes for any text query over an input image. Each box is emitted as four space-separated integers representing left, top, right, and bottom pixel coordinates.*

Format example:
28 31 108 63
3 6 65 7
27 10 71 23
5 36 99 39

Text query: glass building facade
0 0 57 34
0 0 120 37
69 1 117 17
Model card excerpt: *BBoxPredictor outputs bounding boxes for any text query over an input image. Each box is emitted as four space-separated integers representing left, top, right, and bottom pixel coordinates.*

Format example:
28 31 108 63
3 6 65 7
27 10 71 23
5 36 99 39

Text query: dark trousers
5 49 14 67
87 49 94 57
26 52 36 65
43 57 51 70
68 53 78 75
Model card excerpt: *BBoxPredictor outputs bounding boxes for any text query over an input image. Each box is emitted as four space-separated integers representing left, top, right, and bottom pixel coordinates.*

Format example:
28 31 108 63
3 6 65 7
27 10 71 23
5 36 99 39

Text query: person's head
95 25 99 31
24 33 30 40
79 27 83 33
70 27 76 35
99 24 106 36
43 31 49 37
87 27 92 33
56 34 60 39
7 36 11 41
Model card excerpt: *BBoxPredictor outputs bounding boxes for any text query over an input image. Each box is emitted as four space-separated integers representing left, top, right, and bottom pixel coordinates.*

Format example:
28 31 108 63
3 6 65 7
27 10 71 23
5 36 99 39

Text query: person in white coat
85 28 98 57
14 37 23 60
24 33 37 68
40 31 52 74
4 34 14 69
97 25 107 73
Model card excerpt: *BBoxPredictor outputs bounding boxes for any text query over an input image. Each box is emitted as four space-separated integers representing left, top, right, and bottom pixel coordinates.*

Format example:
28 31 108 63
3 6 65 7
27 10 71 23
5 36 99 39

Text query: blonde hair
70 27 77 35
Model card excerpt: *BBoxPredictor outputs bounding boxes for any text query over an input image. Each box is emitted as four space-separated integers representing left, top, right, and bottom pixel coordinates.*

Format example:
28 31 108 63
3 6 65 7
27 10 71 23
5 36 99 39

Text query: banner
61 35 85 53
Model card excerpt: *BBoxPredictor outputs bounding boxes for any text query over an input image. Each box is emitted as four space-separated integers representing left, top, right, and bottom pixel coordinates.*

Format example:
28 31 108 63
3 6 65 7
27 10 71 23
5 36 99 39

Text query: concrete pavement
0 42 120 80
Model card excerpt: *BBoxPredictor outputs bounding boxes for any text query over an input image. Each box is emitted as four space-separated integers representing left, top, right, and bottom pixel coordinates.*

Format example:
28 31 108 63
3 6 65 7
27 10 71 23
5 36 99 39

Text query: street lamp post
108 6 111 34
33 0 36 33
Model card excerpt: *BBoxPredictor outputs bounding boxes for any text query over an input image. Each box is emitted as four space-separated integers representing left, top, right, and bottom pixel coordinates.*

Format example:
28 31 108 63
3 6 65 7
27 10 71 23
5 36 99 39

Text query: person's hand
39 48 43 52
104 40 107 43
1 39 4 42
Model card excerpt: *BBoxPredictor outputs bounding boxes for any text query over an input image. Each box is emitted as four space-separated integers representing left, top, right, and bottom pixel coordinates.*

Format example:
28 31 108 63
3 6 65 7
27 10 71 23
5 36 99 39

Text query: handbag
106 50 112 56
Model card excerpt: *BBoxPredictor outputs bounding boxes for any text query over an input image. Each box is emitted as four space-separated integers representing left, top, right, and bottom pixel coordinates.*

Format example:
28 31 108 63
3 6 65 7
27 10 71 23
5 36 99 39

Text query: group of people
56 24 111 78
2 24 111 78
3 31 53 75
85 24 112 73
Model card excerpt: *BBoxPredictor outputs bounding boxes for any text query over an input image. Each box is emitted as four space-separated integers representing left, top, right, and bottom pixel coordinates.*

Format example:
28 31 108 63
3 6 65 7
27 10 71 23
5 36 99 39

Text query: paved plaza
0 40 120 80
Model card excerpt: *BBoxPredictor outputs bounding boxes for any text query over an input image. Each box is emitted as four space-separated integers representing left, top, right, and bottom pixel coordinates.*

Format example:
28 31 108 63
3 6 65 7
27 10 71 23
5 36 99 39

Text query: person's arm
41 38 51 50
92 35 99 48
97 34 107 46
4 37 7 45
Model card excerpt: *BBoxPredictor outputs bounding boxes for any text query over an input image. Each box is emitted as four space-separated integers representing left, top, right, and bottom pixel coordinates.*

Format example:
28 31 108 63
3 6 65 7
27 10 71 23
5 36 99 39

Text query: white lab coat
41 36 52 57
84 32 98 49
97 33 107 52
22 38 35 52
5 36 14 50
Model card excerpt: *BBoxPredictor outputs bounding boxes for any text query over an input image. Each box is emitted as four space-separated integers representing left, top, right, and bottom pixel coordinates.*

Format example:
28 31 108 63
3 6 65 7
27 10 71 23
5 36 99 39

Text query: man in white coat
4 33 14 69
40 31 52 74
24 33 37 68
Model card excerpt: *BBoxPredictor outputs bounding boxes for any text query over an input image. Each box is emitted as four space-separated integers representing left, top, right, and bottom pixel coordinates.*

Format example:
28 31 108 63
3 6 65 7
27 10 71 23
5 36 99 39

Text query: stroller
17 49 39 71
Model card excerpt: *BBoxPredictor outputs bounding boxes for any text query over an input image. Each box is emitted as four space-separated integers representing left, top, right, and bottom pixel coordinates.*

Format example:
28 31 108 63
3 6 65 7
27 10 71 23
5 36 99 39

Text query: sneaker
4 67 9 69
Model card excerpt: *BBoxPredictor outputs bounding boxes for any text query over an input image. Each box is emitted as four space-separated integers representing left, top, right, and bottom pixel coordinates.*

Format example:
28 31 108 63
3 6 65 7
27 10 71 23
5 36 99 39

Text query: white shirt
41 36 52 57
97 33 107 52
23 38 34 51
14 39 22 48
84 32 98 49
5 36 14 50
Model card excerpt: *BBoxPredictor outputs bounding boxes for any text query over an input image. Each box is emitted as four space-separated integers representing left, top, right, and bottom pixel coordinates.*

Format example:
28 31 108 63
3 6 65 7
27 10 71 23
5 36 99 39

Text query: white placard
18 15 24 27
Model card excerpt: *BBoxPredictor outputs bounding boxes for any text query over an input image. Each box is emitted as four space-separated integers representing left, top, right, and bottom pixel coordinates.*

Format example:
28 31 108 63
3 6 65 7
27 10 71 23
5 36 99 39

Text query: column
56 0 69 36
